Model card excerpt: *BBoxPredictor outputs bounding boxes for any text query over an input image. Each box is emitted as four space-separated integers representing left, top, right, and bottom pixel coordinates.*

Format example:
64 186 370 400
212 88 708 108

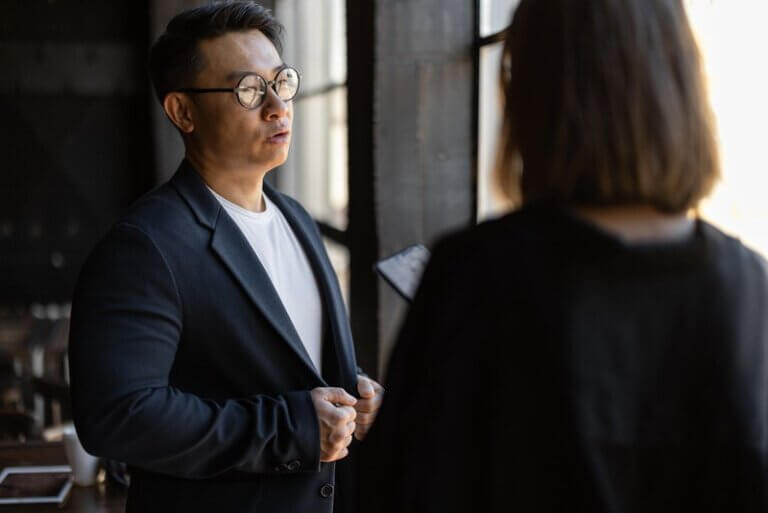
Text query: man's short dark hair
149 1 284 104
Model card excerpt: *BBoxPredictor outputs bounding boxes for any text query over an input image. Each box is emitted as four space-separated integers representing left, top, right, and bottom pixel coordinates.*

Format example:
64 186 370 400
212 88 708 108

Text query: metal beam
346 0 380 379
374 0 477 373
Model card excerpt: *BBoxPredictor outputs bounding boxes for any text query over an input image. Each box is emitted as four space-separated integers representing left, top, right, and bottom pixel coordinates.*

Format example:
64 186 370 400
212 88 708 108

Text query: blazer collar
169 160 327 385
169 160 220 230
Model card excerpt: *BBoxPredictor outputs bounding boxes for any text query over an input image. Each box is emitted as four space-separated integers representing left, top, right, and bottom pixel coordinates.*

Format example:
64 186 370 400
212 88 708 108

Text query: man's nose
261 88 290 120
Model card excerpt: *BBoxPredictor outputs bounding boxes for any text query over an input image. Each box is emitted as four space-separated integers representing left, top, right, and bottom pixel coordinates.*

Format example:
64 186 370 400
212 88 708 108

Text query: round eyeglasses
175 66 301 110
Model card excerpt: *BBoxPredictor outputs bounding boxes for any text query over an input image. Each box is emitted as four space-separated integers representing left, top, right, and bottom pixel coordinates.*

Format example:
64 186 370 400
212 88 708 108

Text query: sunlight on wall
685 1 768 256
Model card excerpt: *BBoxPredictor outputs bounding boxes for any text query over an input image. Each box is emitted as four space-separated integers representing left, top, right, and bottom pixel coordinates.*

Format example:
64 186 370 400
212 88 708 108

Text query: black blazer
360 207 768 513
69 161 359 513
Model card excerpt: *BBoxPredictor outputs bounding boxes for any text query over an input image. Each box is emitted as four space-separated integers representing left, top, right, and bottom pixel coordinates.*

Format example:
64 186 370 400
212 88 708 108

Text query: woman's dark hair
495 0 719 213
149 1 283 103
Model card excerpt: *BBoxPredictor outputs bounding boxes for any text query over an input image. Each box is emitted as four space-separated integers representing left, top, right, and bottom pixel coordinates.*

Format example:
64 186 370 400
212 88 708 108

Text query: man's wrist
281 390 322 473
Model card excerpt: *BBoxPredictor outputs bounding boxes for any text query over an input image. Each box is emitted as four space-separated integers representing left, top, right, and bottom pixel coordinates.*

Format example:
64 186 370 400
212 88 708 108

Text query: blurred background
1 0 767 444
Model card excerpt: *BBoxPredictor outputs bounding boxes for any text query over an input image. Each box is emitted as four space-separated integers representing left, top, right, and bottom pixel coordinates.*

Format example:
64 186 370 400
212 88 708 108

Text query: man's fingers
355 411 377 425
357 376 376 398
354 394 383 414
317 401 356 426
320 424 354 462
354 423 371 441
321 439 348 457
328 422 356 444
349 377 382 442
321 448 346 463
312 386 361 462
328 433 353 448
322 387 357 406
320 446 348 462
329 405 356 424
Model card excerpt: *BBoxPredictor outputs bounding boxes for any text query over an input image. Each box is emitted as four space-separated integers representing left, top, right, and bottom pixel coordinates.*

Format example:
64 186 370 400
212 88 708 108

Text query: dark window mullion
294 81 347 103
477 29 506 48
316 220 348 247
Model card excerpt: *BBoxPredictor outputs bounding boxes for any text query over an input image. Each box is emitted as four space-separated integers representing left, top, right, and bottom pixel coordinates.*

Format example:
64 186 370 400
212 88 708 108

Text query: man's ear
162 92 195 134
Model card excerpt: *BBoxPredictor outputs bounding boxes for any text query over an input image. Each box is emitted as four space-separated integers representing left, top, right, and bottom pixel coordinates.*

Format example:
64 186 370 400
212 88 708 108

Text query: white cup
62 427 100 486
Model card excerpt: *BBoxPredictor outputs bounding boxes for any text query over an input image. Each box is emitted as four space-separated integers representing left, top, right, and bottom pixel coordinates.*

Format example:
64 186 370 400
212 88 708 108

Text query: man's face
188 29 293 173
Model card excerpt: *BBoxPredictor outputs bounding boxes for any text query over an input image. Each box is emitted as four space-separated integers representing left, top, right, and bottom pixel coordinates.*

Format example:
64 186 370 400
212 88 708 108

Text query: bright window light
686 1 768 256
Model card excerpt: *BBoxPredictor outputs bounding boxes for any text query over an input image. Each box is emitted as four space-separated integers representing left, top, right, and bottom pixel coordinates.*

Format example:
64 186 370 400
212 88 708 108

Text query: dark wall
0 0 154 305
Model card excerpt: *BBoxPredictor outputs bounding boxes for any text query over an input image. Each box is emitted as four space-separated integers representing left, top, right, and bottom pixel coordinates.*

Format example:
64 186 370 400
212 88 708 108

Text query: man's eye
237 87 262 105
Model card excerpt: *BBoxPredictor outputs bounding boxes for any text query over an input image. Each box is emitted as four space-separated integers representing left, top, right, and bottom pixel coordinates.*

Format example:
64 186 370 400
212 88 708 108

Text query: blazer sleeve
68 223 320 479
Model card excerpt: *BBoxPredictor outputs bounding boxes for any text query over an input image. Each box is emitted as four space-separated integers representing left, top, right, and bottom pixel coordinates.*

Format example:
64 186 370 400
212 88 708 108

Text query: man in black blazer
68 3 383 512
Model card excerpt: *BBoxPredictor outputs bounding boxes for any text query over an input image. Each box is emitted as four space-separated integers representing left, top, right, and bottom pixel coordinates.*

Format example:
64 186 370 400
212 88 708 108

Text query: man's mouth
267 130 291 143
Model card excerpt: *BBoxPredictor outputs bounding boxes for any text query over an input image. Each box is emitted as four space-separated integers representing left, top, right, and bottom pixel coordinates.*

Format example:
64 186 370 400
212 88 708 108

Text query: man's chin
257 152 290 172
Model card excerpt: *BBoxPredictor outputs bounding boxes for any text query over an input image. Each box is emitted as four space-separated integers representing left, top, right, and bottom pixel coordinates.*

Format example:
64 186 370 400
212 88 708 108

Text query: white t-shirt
209 188 323 374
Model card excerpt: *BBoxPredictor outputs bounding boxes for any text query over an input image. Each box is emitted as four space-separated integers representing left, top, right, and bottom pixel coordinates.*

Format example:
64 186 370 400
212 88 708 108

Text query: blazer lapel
170 161 325 382
265 184 358 391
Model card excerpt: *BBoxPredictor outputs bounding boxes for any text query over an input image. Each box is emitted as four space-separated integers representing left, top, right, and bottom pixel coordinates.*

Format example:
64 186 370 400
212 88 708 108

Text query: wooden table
0 441 126 512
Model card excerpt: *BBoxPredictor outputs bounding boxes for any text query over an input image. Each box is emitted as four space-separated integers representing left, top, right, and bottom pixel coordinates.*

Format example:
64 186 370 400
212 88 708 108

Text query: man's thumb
357 378 375 398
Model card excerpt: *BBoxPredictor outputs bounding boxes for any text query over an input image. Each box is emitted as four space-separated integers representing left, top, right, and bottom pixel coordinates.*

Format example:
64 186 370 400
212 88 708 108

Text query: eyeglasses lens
236 74 265 109
275 67 300 101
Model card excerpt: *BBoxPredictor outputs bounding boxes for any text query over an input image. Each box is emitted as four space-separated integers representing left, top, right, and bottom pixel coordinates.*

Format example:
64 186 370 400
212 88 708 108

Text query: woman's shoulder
698 220 768 281
429 207 576 263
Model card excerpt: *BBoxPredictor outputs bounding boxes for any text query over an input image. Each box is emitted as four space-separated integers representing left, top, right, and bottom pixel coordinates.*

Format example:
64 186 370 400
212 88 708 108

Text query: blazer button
319 483 334 498
285 460 301 471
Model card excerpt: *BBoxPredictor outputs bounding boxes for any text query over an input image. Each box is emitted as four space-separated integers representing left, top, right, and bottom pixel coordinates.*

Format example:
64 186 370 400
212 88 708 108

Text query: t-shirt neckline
207 186 276 222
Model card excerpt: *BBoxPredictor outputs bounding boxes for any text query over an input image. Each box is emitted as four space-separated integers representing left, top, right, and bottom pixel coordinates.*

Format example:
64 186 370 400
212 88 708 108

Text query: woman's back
359 0 760 509
361 207 768 512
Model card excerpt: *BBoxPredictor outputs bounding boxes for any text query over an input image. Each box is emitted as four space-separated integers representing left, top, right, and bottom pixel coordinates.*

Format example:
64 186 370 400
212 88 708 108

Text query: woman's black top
360 206 768 513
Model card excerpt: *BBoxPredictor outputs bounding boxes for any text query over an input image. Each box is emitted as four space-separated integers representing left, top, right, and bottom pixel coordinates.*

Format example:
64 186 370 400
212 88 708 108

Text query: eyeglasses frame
173 65 301 110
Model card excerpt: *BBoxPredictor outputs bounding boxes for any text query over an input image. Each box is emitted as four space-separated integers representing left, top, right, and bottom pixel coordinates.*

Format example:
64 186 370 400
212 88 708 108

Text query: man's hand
354 375 384 440
310 387 357 462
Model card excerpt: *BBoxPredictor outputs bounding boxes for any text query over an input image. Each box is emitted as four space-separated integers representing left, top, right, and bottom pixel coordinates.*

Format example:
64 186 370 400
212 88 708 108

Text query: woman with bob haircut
359 0 768 512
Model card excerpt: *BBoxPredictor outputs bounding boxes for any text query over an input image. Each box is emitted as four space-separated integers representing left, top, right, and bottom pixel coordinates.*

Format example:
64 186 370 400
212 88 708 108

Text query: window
479 0 518 37
685 1 768 256
477 0 519 221
274 0 350 302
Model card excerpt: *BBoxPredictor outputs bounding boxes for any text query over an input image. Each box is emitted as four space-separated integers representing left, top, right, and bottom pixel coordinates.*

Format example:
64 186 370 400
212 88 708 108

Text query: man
68 3 383 512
